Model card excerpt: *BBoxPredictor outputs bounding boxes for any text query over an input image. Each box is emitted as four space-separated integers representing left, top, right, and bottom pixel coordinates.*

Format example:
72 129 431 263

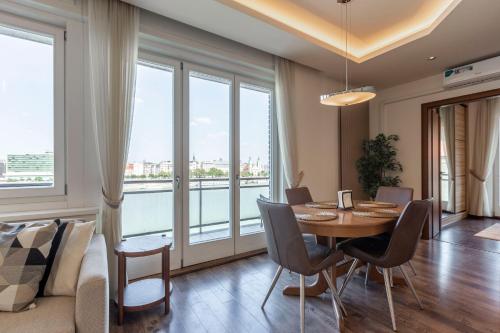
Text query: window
239 83 272 235
122 61 176 238
0 15 64 198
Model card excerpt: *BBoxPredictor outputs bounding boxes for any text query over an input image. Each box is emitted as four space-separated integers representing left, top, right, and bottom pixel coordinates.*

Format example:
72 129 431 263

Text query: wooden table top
114 235 172 257
292 203 403 238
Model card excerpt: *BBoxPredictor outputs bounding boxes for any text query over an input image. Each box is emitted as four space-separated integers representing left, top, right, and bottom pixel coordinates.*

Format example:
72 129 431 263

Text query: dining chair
375 186 414 207
285 187 317 246
375 186 417 276
285 187 314 205
256 199 347 333
337 200 431 331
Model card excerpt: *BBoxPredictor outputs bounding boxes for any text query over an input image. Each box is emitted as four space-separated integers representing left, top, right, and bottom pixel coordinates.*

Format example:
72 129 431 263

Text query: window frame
0 12 65 199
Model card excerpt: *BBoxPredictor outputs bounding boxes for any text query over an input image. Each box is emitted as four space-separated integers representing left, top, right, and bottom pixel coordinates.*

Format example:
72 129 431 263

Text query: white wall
293 64 343 201
370 73 500 199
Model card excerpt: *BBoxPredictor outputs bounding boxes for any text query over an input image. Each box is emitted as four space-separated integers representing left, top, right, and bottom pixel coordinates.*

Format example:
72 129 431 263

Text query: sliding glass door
235 78 275 253
182 65 235 265
124 57 276 270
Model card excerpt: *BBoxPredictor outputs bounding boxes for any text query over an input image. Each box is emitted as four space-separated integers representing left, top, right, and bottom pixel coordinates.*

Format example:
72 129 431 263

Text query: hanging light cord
344 2 348 91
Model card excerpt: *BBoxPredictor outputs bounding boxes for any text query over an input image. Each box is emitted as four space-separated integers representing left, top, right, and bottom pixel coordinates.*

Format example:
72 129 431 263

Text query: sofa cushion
0 221 57 312
0 296 75 333
39 219 95 296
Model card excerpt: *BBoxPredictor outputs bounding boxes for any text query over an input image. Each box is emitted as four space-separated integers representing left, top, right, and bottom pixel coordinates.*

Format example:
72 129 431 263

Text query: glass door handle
175 176 181 189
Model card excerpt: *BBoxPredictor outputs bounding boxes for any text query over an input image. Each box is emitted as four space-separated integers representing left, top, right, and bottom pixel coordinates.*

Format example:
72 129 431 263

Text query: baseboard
130 248 267 282
441 211 468 228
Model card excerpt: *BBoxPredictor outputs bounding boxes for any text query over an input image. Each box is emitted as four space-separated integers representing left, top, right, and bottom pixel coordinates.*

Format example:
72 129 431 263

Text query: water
122 185 269 237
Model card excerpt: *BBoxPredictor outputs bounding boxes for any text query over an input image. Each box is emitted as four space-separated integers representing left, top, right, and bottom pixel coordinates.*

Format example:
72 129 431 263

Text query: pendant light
320 0 376 107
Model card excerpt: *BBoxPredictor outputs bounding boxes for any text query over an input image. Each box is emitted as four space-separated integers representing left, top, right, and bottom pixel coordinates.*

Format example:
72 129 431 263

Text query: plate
295 212 338 221
356 201 398 209
305 201 338 209
352 208 400 218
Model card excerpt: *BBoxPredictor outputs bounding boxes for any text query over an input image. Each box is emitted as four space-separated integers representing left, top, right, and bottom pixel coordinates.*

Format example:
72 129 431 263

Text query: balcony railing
122 177 269 238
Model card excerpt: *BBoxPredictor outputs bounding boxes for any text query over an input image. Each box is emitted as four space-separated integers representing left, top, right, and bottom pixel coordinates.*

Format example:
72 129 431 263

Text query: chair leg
261 265 283 309
364 263 371 286
399 265 423 310
389 268 394 287
408 260 417 276
260 265 283 309
300 274 305 333
339 258 359 296
322 270 347 319
383 268 397 331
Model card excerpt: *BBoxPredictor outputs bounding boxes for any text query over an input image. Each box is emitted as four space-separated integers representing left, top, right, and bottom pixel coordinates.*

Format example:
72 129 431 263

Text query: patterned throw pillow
38 219 95 296
0 221 57 312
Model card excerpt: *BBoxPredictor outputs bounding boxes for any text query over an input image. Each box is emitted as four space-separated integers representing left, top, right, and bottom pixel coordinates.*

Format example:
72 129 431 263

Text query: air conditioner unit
443 55 500 88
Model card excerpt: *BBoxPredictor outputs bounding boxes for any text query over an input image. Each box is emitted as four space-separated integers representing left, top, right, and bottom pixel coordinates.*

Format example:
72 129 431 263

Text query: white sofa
0 234 109 333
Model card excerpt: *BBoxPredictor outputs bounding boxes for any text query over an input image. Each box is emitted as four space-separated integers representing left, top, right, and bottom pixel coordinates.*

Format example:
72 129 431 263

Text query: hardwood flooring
111 219 500 333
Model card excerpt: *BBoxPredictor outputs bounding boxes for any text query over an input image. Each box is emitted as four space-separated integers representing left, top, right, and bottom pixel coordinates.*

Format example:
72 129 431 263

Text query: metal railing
123 176 269 237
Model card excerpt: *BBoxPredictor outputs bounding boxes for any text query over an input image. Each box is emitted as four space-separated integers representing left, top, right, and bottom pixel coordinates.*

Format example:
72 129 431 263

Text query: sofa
0 234 109 333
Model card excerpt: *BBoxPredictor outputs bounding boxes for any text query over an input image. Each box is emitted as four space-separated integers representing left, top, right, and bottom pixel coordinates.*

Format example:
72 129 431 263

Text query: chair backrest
256 199 312 273
375 186 414 206
382 200 431 267
285 187 313 205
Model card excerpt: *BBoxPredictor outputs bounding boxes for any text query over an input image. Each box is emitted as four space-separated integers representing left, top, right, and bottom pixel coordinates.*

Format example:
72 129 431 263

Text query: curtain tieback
102 188 124 209
291 171 305 188
470 170 486 183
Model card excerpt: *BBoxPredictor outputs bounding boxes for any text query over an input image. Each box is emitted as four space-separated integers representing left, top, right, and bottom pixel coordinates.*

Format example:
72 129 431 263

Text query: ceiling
218 0 461 62
124 0 500 88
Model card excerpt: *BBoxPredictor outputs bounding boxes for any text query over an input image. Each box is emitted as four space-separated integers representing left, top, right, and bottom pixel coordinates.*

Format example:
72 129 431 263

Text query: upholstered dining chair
285 187 317 246
338 200 431 331
375 186 417 276
375 186 414 207
285 187 314 205
256 199 346 333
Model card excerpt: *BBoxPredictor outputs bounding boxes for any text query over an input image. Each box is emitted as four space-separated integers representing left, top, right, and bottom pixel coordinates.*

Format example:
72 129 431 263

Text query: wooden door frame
421 88 500 239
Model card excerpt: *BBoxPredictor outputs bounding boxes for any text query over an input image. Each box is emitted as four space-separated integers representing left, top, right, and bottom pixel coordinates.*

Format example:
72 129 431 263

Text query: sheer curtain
440 106 455 212
274 57 304 189
469 98 500 216
88 0 139 291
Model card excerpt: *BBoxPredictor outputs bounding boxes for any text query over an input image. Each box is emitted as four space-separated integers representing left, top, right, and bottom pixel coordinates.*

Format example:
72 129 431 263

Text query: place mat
474 223 500 241
352 208 400 218
295 211 338 221
305 201 338 209
357 201 398 209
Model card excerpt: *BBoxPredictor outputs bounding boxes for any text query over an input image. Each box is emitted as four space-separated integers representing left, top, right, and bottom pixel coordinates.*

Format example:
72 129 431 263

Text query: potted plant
356 134 403 199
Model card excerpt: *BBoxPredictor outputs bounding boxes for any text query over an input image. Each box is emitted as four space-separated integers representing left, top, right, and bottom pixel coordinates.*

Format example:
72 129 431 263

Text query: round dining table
284 202 404 298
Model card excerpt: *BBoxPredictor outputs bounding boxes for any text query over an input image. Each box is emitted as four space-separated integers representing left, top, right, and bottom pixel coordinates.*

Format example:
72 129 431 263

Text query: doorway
421 88 500 239
123 53 278 276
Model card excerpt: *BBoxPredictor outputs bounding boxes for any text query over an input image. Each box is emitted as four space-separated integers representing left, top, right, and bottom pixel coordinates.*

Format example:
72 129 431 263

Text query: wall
293 64 343 201
370 73 500 199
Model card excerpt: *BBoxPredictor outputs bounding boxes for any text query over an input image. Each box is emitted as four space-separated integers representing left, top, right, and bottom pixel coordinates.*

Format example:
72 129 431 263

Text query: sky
128 64 271 165
0 29 270 168
0 31 54 160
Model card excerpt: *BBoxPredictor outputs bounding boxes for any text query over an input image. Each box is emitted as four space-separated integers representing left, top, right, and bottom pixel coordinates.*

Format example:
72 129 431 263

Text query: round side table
114 235 173 325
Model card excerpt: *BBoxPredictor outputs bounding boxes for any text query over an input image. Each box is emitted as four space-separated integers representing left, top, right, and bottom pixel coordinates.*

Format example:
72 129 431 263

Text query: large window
0 15 64 197
122 62 175 237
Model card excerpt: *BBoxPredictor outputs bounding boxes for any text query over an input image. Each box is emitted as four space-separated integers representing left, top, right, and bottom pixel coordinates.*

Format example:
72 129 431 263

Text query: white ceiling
124 0 500 88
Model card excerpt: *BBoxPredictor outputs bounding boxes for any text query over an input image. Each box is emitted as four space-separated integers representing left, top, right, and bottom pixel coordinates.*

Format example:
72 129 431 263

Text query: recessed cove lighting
426 56 437 61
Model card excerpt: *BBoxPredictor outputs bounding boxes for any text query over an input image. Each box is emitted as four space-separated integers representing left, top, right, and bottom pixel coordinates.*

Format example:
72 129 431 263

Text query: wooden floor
111 218 500 333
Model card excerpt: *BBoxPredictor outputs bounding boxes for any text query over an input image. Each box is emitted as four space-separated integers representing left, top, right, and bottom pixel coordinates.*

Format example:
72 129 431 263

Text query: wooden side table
114 235 173 325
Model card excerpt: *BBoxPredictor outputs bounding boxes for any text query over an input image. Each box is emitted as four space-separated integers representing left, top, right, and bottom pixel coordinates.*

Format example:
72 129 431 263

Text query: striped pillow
38 219 95 296
0 221 57 312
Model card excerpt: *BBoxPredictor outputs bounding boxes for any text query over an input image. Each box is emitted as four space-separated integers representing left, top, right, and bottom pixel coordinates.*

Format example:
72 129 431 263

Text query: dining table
284 201 405 299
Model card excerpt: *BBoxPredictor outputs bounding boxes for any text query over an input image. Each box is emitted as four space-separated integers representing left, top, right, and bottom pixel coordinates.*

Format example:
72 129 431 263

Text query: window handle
175 176 181 189
235 174 240 184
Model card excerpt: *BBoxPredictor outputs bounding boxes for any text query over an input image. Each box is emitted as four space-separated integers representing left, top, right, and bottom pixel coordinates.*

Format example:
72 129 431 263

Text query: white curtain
440 106 455 212
469 98 500 216
88 0 139 292
274 57 304 188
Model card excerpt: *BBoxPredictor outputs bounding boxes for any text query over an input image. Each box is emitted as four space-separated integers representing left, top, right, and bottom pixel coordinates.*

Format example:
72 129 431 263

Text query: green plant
356 133 403 199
